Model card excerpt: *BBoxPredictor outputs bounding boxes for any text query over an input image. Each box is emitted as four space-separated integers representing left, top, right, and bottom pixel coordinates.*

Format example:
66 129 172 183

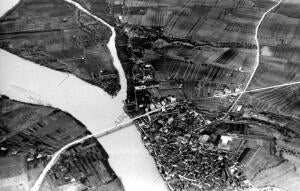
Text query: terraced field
0 0 120 95
84 1 300 190
111 0 300 116
120 0 272 46
107 0 284 111
238 0 300 117
1 0 299 190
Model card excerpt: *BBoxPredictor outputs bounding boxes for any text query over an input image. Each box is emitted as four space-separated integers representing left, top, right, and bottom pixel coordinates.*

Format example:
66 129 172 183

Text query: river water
0 1 168 191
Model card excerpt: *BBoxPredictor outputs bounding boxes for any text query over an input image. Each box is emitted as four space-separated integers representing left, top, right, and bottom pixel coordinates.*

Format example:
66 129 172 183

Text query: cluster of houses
136 102 252 190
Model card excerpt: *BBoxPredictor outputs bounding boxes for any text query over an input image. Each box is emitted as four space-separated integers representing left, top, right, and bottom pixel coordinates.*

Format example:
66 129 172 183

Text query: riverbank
0 0 168 190
0 0 121 96
0 96 123 191
0 0 20 16
0 49 168 191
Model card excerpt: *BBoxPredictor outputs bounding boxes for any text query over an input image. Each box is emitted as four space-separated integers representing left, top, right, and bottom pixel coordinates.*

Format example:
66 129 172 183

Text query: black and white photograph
0 0 299 191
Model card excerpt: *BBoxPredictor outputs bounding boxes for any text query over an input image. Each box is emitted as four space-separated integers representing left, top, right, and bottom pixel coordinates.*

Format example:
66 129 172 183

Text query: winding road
228 0 282 112
27 0 282 190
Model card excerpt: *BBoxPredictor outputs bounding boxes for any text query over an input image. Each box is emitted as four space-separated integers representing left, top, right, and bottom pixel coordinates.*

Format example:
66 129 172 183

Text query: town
116 20 300 190
136 101 251 190
0 0 300 191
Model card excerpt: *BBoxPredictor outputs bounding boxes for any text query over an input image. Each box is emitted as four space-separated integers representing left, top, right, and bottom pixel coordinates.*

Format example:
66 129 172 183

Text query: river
0 1 168 191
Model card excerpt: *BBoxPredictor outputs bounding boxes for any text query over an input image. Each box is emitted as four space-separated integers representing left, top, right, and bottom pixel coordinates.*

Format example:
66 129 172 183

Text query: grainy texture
0 96 124 191
0 0 120 96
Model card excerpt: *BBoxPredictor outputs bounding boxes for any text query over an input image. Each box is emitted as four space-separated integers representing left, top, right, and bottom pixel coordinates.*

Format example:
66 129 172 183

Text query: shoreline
0 47 168 191
0 0 169 190
0 0 22 19
0 95 123 190
0 0 122 97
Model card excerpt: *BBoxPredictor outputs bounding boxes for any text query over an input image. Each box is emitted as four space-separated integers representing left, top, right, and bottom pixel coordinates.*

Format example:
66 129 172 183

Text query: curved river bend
0 1 168 191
